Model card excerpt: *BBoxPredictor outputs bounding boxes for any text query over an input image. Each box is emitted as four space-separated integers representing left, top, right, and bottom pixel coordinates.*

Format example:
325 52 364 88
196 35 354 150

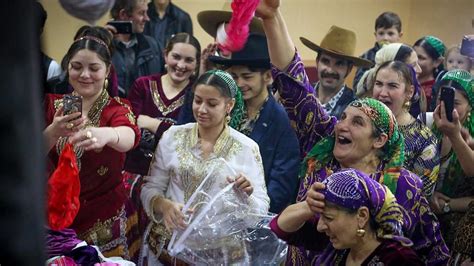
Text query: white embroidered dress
140 123 270 262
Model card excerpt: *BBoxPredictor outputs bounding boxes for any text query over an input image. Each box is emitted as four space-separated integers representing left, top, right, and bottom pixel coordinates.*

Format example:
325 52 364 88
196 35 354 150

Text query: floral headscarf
300 98 405 193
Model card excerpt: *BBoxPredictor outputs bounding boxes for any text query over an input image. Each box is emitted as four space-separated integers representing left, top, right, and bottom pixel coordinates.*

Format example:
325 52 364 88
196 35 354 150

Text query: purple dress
270 52 449 265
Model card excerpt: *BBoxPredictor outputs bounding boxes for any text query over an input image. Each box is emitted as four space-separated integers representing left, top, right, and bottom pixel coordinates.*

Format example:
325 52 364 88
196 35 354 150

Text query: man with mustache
301 26 373 118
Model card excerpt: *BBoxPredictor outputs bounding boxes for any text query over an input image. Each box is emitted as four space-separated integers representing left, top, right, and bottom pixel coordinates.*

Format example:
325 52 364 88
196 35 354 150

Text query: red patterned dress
45 90 141 262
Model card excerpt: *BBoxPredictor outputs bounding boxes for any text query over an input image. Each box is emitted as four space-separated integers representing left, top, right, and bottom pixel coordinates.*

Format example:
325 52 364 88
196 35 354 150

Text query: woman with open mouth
371 60 440 199
255 0 449 265
356 43 440 199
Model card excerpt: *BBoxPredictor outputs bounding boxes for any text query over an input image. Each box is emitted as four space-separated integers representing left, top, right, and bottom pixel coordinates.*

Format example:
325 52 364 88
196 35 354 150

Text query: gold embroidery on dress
150 80 185 116
177 124 243 203
54 98 63 110
114 97 136 125
79 206 129 258
148 124 243 254
97 165 109 176
305 112 314 125
55 88 110 170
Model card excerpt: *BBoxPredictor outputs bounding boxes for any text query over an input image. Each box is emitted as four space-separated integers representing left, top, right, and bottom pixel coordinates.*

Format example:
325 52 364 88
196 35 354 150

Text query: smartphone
440 86 455 122
63 95 82 117
107 21 133 34
460 35 474 58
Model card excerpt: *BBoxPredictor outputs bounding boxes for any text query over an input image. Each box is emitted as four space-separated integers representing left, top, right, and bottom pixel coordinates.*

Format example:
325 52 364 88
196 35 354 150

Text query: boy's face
374 26 402 46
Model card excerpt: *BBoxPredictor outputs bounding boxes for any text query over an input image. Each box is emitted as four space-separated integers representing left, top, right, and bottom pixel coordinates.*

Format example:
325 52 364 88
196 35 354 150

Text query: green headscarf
300 98 405 193
204 69 245 129
424 36 446 58
433 69 473 196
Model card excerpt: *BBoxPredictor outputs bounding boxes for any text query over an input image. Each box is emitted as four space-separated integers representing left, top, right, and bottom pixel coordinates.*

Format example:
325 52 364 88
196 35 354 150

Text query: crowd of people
40 0 473 265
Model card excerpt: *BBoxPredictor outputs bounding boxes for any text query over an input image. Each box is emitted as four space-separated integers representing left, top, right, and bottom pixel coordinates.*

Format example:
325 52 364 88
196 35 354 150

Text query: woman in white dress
140 69 270 265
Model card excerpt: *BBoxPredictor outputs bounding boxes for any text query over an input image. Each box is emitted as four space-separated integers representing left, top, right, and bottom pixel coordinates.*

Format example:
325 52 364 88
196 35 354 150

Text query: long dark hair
165 33 201 77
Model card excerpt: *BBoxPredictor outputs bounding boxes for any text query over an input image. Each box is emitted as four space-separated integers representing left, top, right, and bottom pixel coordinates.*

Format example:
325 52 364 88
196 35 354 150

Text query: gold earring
225 114 231 124
403 100 411 110
356 228 366 237
104 78 109 89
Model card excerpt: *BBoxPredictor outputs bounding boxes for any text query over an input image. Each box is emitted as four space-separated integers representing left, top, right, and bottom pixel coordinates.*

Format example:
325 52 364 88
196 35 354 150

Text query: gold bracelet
112 127 120 144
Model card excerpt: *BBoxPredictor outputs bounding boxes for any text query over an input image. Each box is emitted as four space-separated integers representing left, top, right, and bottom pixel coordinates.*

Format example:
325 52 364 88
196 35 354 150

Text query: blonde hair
444 45 473 71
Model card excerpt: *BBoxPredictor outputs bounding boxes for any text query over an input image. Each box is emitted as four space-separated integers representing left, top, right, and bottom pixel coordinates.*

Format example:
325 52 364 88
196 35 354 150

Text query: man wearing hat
300 26 373 118
184 31 300 213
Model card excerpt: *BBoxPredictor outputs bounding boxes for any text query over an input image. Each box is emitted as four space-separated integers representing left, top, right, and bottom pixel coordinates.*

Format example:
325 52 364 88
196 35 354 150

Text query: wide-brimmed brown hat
300 25 373 68
197 10 264 38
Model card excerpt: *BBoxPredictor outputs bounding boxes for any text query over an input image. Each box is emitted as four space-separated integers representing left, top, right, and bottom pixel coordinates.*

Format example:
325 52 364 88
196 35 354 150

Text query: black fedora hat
208 33 270 69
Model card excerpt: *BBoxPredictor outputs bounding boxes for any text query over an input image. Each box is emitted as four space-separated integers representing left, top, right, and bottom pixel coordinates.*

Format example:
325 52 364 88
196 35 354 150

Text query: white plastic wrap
166 158 287 265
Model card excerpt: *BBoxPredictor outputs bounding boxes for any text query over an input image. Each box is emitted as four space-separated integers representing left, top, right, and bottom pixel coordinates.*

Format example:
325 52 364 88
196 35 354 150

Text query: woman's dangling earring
104 78 109 89
403 100 411 111
356 228 366 237
164 64 169 72
225 113 231 124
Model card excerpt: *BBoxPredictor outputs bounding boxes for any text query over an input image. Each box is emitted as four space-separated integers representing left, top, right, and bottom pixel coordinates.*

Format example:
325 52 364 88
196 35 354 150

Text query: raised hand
255 0 280 20
433 101 461 138
49 107 86 138
200 43 218 75
306 182 326 213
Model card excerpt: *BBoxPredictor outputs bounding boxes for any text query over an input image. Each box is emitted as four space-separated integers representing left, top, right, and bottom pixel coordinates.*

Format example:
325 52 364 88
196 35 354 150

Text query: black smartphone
440 86 455 122
63 95 82 117
107 21 133 34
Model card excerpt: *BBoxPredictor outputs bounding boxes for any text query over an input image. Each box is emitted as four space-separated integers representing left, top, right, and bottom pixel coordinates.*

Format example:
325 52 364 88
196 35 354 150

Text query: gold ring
86 130 93 139
66 122 74 129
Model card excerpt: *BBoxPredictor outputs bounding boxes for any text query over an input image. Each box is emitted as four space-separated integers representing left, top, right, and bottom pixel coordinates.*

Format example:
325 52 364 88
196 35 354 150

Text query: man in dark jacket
110 0 164 97
144 0 192 49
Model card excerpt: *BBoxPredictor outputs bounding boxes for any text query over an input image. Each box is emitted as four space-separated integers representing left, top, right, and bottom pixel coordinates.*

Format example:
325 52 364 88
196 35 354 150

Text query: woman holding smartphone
430 69 474 262
43 29 141 261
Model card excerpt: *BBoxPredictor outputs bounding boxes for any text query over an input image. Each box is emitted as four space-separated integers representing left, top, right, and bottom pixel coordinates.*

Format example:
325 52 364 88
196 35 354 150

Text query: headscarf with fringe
299 98 405 193
433 69 473 196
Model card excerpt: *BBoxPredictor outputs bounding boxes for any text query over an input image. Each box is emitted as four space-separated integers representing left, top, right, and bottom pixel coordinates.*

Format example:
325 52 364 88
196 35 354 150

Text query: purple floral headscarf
320 169 412 246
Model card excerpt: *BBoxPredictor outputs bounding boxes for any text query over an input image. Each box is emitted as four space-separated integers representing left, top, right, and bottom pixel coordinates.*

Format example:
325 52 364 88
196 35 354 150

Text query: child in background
353 11 403 88
414 36 446 108
430 45 472 111
445 45 472 72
